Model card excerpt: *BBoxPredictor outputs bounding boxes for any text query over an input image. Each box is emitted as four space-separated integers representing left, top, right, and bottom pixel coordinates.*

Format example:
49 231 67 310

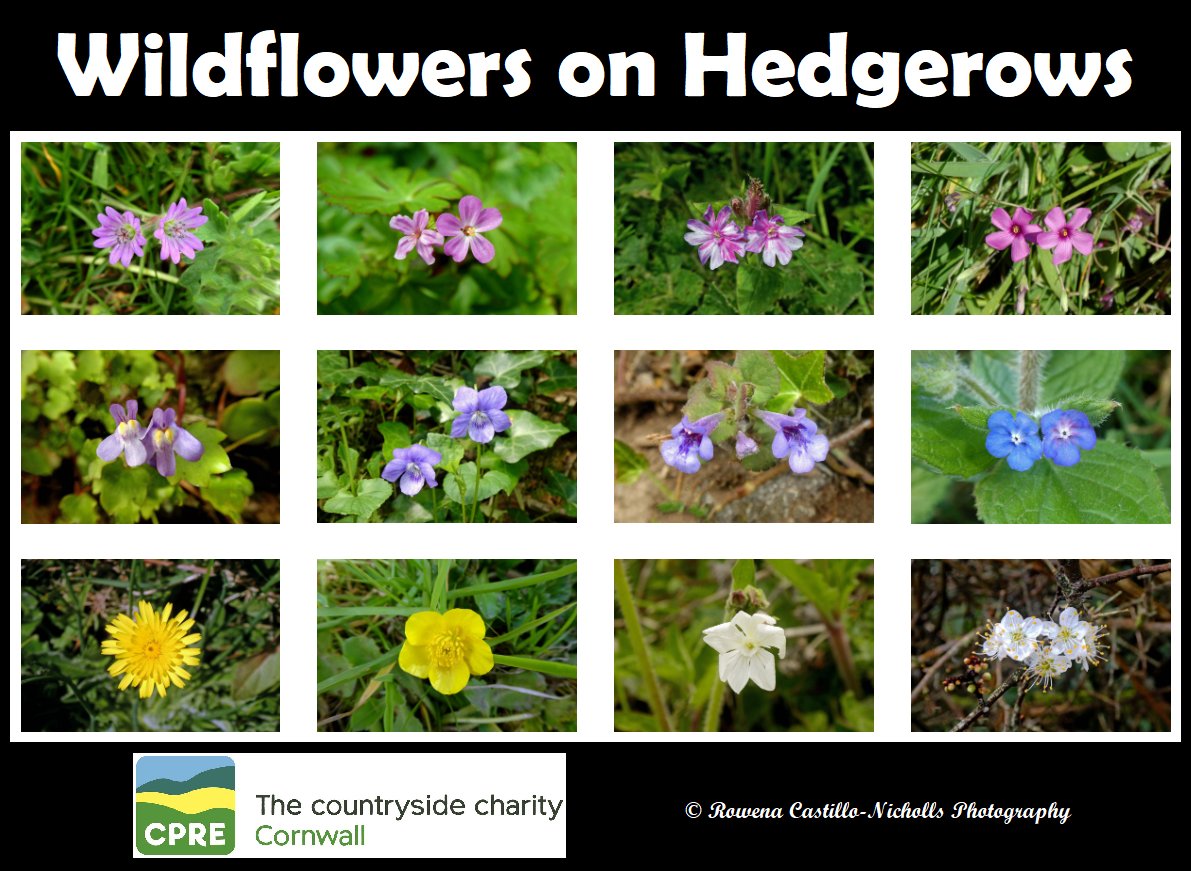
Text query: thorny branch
951 670 1026 732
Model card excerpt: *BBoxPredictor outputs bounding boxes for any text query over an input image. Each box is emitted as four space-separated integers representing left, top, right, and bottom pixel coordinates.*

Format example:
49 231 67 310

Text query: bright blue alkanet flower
1040 409 1097 467
141 408 204 477
985 410 1043 471
450 386 512 444
660 413 725 474
382 444 442 496
97 400 147 467
755 407 829 474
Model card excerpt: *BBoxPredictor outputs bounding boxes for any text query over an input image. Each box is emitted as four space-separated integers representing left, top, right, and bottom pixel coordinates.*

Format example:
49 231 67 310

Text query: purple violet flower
390 209 444 265
985 207 1041 263
382 444 442 496
1039 409 1096 467
438 195 502 264
745 210 805 267
154 197 208 264
96 400 147 466
141 408 204 477
92 207 146 267
660 413 725 474
1035 207 1094 266
684 206 745 270
735 431 759 459
985 410 1043 472
755 407 828 474
450 386 512 444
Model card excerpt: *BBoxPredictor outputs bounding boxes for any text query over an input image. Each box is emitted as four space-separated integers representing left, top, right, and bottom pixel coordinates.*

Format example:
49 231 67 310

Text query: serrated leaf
377 370 455 403
615 439 650 484
1041 351 1125 404
683 380 725 421
770 350 833 410
57 493 99 524
735 350 779 405
474 351 547 389
322 478 392 521
320 165 456 214
704 361 741 400
492 411 568 463
975 441 1170 523
911 389 997 478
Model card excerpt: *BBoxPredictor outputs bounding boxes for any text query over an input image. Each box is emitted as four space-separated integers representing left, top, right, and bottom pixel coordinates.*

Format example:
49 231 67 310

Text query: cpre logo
135 756 235 855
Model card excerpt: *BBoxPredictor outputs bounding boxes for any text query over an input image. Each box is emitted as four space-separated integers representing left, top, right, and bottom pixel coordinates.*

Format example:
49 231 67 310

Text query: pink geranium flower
390 209 444 265
438 195 502 264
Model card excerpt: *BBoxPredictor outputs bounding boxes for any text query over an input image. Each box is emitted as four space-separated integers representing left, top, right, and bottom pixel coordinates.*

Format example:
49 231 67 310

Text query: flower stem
57 254 181 284
702 591 736 732
958 370 1001 406
824 620 862 698
614 560 671 731
471 443 483 523
430 487 439 522
1018 350 1042 413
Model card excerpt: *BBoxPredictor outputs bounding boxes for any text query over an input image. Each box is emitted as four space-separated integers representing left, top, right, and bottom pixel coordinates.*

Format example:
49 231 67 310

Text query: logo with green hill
135 756 235 855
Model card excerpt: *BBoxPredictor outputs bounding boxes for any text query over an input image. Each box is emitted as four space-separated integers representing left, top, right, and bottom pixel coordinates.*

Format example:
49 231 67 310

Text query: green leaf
442 463 511 504
490 654 577 679
173 423 232 488
342 636 382 666
223 350 281 396
319 165 456 214
911 351 960 399
734 350 780 405
425 432 465 474
98 462 150 524
736 262 783 314
615 439 650 484
911 389 996 478
768 559 839 619
57 493 99 524
317 468 342 500
911 463 951 523
322 478 392 521
474 351 548 389
221 397 279 445
1104 142 1139 162
731 559 755 590
952 404 1015 430
770 350 833 410
201 468 254 522
231 651 280 701
1041 351 1125 405
683 380 725 421
771 205 814 225
377 370 455 403
1043 397 1121 427
377 421 412 457
975 441 1171 523
704 360 741 400
492 411 568 463
969 351 1018 405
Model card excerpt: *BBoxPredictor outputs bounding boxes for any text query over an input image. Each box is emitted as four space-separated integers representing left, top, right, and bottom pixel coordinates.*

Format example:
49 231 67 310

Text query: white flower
1071 620 1106 671
1026 645 1071 691
995 610 1046 662
1047 607 1089 656
702 611 786 692
981 623 1010 661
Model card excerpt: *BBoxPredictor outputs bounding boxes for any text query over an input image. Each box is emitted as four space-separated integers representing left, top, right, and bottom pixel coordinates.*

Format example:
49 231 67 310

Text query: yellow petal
118 673 134 691
398 642 430 678
180 634 202 645
108 659 128 675
174 667 192 680
443 608 486 640
465 639 494 676
429 660 470 695
138 600 154 623
139 681 153 699
404 611 444 645
161 602 173 622
156 682 167 698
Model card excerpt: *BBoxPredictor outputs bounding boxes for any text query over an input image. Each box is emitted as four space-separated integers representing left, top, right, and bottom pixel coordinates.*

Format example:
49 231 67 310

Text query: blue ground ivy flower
1040 409 1096 467
450 386 512 444
660 413 724 474
97 400 147 467
755 408 829 474
142 408 204 477
985 410 1043 471
382 444 442 495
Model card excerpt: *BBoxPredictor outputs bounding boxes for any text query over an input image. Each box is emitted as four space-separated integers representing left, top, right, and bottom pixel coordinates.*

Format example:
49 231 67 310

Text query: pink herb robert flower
92 207 146 267
684 205 745 270
1035 207 1094 266
985 207 1041 263
390 209 444 265
438 195 502 264
155 198 208 264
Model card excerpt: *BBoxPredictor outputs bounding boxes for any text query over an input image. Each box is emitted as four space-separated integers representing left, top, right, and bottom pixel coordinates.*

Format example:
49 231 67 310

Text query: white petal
748 651 776 691
756 624 787 659
1022 616 1043 637
1001 610 1023 629
1039 621 1058 639
723 650 750 693
702 625 740 654
1060 607 1080 628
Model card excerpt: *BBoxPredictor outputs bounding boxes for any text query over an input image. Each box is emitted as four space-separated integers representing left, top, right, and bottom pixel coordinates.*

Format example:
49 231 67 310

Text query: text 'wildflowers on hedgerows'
983 408 1097 471
390 195 503 267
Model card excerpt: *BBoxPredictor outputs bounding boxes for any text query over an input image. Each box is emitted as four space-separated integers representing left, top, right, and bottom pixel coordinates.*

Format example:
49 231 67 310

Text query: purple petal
394 236 416 259
1070 232 1094 255
453 387 479 413
97 433 123 461
1068 207 1092 230
1048 439 1081 467
1034 231 1060 250
437 213 462 236
1051 240 1073 266
412 209 429 231
487 409 511 433
450 414 471 439
399 469 425 496
985 230 1013 251
1010 235 1031 262
419 464 438 488
469 233 496 263
123 436 148 467
421 229 444 247
381 457 409 482
476 385 508 412
787 445 817 474
109 403 126 423
416 241 436 265
1043 207 1066 232
698 434 715 461
807 432 829 462
1010 207 1033 225
171 425 204 462
771 429 790 459
457 195 482 226
155 447 177 477
407 445 442 465
468 414 495 443
390 214 415 233
989 208 1012 231
443 234 469 262
472 207 502 232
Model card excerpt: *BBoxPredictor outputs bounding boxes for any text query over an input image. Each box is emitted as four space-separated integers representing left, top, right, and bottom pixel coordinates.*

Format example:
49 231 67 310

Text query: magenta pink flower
684 205 745 270
745 210 805 267
985 207 1041 263
154 198 207 264
438 195 502 264
1035 207 1094 266
92 207 146 267
390 209 444 265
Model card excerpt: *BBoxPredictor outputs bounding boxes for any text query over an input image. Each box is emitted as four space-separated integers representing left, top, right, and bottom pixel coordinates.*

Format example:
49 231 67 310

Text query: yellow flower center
117 420 135 437
143 641 162 659
153 428 174 448
432 629 467 667
464 226 476 237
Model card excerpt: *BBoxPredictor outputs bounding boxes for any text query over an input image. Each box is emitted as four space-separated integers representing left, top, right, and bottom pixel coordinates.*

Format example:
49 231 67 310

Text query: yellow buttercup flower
101 600 202 699
398 608 494 695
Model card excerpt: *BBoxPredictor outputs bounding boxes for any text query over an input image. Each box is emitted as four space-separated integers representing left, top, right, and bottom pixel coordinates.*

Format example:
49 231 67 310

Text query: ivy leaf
377 370 455 403
425 432 465 475
975 441 1171 523
173 423 233 488
911 389 996 478
769 350 833 410
614 439 650 484
492 411 568 463
221 397 279 445
98 462 151 524
322 478 391 521
57 493 99 524
442 463 513 504
474 351 548 389
201 468 254 522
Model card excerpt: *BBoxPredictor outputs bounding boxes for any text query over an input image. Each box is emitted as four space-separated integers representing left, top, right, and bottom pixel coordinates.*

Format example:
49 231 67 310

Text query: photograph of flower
911 142 1171 314
614 142 874 314
317 559 577 732
20 350 281 524
20 142 281 315
615 559 873 732
317 350 576 523
20 559 280 732
911 350 1170 523
615 351 873 522
317 142 576 314
911 559 1171 732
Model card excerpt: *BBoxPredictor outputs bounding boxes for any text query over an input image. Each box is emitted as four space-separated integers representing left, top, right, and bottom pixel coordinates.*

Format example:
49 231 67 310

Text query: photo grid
11 132 1179 742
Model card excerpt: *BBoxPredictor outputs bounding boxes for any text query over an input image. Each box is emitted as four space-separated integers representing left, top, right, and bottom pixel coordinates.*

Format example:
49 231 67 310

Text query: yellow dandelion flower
398 608 494 695
101 600 202 699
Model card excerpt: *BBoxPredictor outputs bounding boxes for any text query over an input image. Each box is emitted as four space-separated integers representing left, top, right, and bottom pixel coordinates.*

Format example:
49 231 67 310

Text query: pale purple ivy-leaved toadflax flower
92 207 147 267
154 198 208 264
382 444 442 496
96 400 147 467
438 196 502 264
450 386 512 444
141 408 204 477
755 407 829 474
390 209 444 265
